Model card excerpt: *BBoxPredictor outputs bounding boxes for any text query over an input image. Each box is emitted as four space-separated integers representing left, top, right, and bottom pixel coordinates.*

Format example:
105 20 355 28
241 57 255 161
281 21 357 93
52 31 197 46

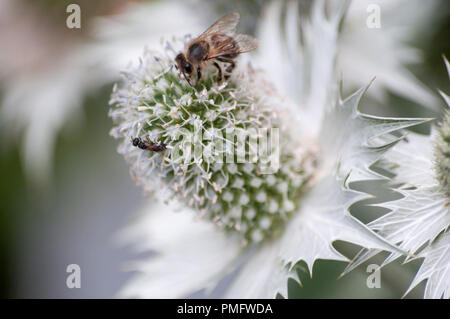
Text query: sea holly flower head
109 40 318 243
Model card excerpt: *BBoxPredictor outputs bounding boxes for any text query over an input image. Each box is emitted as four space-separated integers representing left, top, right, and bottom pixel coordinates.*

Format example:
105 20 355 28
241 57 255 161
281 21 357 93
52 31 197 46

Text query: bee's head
175 53 193 75
175 53 193 86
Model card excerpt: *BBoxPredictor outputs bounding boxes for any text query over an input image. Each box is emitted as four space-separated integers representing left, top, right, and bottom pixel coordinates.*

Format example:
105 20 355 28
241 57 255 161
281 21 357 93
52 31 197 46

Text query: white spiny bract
347 58 450 299
109 43 316 243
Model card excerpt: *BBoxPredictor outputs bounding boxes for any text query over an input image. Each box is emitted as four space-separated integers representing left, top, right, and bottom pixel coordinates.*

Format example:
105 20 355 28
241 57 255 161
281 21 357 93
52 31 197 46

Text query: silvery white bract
112 1 431 298
347 58 450 299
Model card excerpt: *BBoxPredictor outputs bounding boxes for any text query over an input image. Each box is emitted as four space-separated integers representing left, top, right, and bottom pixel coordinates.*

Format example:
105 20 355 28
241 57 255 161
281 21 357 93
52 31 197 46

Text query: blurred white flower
338 0 440 110
111 2 428 298
254 0 342 136
0 0 203 184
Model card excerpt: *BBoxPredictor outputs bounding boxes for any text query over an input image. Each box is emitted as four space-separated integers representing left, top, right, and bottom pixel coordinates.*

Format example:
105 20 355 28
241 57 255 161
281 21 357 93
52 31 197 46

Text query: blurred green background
0 0 449 298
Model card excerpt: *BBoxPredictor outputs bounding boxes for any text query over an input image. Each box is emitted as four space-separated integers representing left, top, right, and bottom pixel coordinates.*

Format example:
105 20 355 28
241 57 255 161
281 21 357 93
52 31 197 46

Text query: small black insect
131 137 166 152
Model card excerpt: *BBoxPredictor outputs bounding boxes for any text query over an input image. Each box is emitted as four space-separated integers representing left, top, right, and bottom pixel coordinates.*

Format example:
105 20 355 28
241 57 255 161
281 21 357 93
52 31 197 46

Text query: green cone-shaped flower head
109 40 318 243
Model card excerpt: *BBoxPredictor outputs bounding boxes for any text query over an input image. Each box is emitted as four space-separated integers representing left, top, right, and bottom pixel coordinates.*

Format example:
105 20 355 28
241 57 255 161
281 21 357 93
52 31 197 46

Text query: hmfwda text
177 303 273 316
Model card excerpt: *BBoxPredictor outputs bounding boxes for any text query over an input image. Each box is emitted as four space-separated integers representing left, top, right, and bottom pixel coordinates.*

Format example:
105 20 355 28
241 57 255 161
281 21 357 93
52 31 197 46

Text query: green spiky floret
109 45 317 243
435 110 450 197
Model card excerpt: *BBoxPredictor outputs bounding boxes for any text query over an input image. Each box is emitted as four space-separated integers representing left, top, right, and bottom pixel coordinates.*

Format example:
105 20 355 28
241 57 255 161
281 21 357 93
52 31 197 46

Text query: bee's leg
195 67 202 87
213 62 222 83
217 58 235 79
182 71 193 87
225 60 235 74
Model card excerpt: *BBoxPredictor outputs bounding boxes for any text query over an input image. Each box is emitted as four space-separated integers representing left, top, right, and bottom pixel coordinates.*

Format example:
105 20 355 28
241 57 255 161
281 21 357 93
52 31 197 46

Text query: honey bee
131 137 166 152
175 12 258 87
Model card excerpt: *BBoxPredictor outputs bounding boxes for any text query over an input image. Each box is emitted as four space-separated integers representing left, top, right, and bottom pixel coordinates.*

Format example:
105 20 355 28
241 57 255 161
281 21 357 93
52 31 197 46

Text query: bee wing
200 12 240 37
233 34 258 53
207 34 258 59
